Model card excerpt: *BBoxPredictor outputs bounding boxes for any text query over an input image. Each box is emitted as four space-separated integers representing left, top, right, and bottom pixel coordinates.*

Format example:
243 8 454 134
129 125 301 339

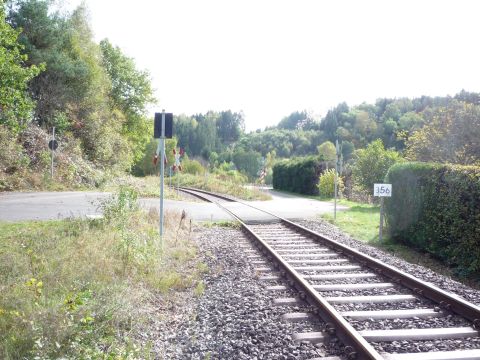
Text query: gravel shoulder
138 218 480 359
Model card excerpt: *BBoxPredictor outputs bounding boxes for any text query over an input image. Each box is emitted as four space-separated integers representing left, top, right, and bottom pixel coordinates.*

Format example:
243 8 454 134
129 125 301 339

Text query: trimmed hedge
385 162 480 278
272 156 323 195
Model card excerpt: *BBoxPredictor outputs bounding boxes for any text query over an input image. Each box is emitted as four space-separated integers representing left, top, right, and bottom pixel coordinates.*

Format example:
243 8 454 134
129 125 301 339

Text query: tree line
172 91 480 181
1 0 155 188
1 0 478 188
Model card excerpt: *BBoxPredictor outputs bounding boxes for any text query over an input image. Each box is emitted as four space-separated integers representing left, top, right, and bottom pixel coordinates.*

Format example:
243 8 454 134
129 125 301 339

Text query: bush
385 162 480 278
352 139 403 194
317 169 344 198
273 156 323 195
182 158 204 175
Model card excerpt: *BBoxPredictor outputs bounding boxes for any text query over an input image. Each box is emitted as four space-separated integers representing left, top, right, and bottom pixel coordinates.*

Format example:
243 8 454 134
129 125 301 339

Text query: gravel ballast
145 218 480 359
154 226 343 359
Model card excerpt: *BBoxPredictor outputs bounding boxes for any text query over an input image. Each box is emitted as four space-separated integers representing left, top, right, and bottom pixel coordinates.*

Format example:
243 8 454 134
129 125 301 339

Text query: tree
277 111 308 130
352 139 403 193
0 2 42 133
232 148 261 180
100 39 156 163
216 110 244 144
405 101 480 165
341 141 355 162
317 141 336 169
317 169 344 197
8 0 109 129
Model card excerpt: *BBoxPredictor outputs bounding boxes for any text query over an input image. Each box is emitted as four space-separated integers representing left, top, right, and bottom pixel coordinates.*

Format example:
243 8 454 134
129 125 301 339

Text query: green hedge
385 162 480 278
272 156 323 195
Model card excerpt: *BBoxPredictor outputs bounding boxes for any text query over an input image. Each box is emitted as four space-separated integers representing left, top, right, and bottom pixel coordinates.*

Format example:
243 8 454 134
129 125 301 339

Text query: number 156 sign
374 183 392 197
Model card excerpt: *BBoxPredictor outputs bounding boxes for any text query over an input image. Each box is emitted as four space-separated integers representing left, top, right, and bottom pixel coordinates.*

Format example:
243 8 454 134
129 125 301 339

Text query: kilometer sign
374 183 392 197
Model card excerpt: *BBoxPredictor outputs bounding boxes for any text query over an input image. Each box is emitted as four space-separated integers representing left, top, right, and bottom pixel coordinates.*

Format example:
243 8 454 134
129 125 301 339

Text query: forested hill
173 92 480 179
1 1 479 190
1 0 155 190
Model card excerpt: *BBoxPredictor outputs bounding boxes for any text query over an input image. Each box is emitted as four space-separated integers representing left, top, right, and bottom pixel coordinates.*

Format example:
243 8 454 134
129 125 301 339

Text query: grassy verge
0 187 204 359
104 173 271 201
321 199 479 286
321 199 381 242
178 173 271 201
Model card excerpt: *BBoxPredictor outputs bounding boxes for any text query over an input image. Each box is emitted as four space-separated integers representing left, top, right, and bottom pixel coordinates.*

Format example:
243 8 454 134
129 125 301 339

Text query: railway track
179 186 480 360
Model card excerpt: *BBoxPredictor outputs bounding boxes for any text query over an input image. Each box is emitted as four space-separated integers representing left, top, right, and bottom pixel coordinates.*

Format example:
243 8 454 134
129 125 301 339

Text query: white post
51 126 55 178
176 168 179 197
160 110 166 243
334 139 339 221
379 197 385 242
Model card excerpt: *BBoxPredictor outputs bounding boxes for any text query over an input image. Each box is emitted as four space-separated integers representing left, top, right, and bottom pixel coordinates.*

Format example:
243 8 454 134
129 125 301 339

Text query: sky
64 0 480 131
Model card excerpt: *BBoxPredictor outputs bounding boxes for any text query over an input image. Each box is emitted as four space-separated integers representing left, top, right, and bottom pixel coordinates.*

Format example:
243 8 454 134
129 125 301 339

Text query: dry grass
179 173 271 201
104 173 271 201
0 187 202 359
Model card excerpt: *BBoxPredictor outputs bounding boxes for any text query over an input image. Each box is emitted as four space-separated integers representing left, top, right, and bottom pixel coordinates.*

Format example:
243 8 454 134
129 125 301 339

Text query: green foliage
175 111 244 160
101 186 139 227
238 128 325 158
0 3 42 133
0 124 29 190
385 162 480 278
99 39 155 120
317 141 336 169
0 193 201 358
232 148 261 180
216 110 244 144
273 156 323 195
99 39 155 164
133 137 177 177
277 110 309 130
317 169 344 198
321 200 380 242
181 157 204 175
405 101 480 165
352 139 403 193
5 1 156 175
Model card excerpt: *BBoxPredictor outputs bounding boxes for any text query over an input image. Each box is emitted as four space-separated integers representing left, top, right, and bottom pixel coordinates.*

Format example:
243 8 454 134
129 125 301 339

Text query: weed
0 187 203 358
194 281 205 297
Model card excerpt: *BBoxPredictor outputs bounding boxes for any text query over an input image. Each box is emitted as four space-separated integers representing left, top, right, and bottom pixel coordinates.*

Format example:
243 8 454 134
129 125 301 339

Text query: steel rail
178 186 480 357
180 187 480 325
178 187 383 359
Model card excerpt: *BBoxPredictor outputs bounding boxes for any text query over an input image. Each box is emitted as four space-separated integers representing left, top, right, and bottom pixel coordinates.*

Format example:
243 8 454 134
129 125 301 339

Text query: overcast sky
65 0 480 131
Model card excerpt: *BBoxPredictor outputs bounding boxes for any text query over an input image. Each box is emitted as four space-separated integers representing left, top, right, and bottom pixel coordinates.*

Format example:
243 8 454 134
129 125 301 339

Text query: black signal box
154 112 173 138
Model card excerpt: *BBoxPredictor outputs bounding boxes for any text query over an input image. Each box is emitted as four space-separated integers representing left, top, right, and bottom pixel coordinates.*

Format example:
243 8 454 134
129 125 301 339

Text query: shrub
385 162 480 278
352 139 403 194
182 158 204 175
273 156 323 195
317 169 344 198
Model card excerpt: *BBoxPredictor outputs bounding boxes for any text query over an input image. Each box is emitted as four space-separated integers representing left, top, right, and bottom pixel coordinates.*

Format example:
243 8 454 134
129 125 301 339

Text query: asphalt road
0 190 344 222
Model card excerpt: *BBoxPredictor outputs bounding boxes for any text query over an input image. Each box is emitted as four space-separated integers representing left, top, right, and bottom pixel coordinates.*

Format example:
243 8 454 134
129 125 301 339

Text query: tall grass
179 173 271 201
0 187 202 359
105 173 271 201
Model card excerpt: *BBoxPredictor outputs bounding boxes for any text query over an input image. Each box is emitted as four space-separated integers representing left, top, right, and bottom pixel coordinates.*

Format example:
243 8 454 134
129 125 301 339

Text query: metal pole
379 197 384 242
51 127 55 178
334 139 339 221
160 110 166 242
